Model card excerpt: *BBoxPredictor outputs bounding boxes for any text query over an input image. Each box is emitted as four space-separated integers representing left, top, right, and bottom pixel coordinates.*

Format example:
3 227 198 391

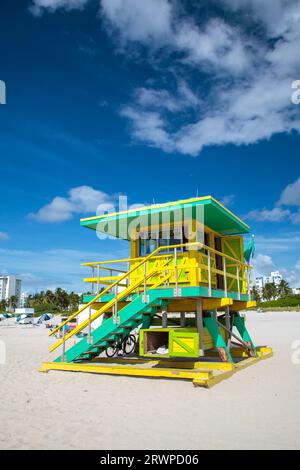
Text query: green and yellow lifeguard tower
41 196 272 387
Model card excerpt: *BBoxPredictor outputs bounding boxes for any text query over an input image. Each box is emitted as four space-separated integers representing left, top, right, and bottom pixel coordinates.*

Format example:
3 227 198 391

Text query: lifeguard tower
41 196 272 387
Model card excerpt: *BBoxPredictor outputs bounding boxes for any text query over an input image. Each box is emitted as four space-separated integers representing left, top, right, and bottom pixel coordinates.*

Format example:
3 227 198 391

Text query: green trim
204 314 234 364
82 287 253 305
80 197 250 239
233 314 258 357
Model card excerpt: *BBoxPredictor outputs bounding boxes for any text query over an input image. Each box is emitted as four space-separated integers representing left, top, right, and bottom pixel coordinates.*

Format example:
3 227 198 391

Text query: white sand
0 311 300 450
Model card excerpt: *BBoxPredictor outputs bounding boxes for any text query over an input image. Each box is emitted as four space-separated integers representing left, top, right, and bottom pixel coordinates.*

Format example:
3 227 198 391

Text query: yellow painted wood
84 277 127 287
231 300 257 311
203 297 233 309
39 362 212 381
39 346 273 387
89 357 235 371
90 357 203 370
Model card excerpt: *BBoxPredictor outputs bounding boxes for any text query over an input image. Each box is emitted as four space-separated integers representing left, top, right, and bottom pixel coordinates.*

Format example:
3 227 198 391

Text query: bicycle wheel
123 334 136 355
106 342 118 357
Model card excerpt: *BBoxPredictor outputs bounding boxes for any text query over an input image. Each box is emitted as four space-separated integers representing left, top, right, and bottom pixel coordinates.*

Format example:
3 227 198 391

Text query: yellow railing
49 254 174 354
50 241 252 356
82 244 251 296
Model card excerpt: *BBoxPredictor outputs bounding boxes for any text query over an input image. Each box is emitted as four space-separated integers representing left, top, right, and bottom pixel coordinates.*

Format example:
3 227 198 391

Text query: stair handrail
82 245 251 271
49 242 192 338
49 262 171 353
50 240 251 338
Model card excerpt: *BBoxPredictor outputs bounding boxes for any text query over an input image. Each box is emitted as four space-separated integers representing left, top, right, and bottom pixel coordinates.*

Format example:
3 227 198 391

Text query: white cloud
253 253 275 276
247 207 291 223
120 107 174 152
279 266 300 288
28 186 115 223
290 210 300 224
112 0 300 155
27 186 144 223
247 177 300 224
134 82 200 113
221 0 300 38
252 253 300 288
0 232 9 241
220 195 235 207
30 0 89 16
100 0 173 45
101 1 252 74
279 177 300 207
30 0 300 155
255 234 300 253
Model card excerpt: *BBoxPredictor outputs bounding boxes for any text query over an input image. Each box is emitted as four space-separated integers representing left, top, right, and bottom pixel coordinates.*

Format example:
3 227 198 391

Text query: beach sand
0 311 299 450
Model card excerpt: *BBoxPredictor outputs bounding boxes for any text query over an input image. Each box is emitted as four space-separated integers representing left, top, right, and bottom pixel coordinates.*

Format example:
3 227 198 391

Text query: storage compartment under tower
144 330 169 354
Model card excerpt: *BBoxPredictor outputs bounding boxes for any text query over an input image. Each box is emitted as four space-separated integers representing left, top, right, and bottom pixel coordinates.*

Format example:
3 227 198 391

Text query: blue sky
0 0 300 292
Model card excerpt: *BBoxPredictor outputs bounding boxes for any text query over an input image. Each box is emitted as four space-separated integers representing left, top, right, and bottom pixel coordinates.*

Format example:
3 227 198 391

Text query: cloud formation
28 186 144 223
28 186 115 222
279 176 300 206
101 0 300 155
29 0 300 156
253 252 300 288
30 0 89 16
247 177 300 224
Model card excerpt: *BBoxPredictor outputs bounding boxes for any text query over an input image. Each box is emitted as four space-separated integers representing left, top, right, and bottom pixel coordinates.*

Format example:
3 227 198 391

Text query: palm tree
251 286 261 303
68 291 80 311
45 290 56 304
9 295 18 309
277 279 291 298
262 283 277 301
0 299 8 312
54 288 69 311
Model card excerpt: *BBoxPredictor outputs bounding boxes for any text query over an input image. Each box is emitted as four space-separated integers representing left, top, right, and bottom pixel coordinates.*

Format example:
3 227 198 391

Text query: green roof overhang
80 196 250 240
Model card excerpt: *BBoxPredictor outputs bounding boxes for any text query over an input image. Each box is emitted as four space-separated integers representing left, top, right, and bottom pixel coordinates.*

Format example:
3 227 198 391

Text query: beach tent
36 313 53 324
16 314 32 324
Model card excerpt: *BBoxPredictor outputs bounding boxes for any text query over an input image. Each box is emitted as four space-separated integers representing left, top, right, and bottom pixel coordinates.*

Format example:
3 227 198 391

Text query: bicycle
105 333 137 358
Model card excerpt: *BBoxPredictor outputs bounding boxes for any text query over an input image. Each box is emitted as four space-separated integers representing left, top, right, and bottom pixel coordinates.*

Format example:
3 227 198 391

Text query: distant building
0 275 22 307
255 271 283 296
255 271 282 289
20 292 28 308
14 308 34 315
292 287 300 295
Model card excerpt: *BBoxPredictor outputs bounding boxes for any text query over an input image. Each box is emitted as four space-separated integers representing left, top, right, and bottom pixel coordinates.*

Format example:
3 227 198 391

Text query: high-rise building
255 271 283 291
20 292 28 308
255 270 283 298
0 275 22 307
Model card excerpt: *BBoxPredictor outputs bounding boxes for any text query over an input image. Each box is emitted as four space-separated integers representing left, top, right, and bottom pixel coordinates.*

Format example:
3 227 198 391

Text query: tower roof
80 196 250 240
